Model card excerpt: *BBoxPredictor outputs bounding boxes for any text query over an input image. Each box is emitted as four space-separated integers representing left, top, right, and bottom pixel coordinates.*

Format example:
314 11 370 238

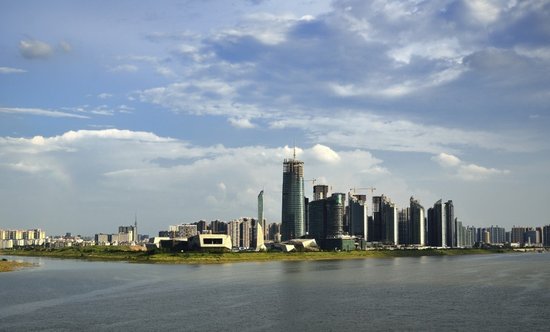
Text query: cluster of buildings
94 223 140 245
4 157 550 252
0 228 46 249
0 229 97 249
280 155 550 250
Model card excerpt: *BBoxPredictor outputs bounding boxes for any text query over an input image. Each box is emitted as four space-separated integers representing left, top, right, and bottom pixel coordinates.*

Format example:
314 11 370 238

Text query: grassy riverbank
0 246 514 265
0 258 34 272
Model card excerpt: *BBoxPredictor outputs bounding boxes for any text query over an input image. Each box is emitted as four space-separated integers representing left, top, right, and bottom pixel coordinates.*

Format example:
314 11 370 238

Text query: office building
281 155 305 240
253 190 266 250
543 225 550 247
309 193 345 239
313 185 329 201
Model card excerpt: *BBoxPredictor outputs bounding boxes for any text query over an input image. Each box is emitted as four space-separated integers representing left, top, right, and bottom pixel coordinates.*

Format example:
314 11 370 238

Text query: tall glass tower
257 190 264 232
281 156 305 241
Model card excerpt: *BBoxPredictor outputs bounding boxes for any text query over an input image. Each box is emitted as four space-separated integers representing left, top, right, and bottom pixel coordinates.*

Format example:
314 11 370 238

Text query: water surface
1 253 549 331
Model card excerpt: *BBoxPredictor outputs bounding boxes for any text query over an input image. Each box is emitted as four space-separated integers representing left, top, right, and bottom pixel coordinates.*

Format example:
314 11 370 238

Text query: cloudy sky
1 0 549 236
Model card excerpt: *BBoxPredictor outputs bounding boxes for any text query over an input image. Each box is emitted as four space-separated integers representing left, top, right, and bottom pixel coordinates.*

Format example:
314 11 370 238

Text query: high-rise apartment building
348 194 368 239
410 196 425 246
281 156 305 240
543 225 550 247
488 225 506 244
210 220 227 234
444 200 455 248
511 226 527 244
398 208 410 245
372 195 398 244
427 200 445 247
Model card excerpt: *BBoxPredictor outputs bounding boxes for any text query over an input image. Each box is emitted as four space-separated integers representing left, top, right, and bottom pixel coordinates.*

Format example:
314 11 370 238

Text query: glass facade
281 158 305 240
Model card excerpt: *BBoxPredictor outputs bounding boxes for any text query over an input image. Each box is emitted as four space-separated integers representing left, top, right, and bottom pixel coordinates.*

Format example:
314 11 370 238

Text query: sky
1 0 549 236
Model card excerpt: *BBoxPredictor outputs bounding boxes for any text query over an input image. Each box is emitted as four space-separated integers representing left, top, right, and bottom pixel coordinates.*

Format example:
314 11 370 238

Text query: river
1 253 549 331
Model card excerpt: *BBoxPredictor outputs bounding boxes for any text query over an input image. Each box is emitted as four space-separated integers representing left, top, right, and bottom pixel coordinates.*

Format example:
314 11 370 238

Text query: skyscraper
409 196 425 246
281 155 305 241
258 190 265 232
372 195 398 244
308 192 345 241
543 225 550 247
254 190 266 251
348 194 368 239
313 185 329 201
445 200 455 248
427 199 445 247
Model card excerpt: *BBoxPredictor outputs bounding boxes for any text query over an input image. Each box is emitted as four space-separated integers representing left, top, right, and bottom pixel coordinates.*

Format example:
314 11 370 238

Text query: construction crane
349 187 376 194
305 179 317 186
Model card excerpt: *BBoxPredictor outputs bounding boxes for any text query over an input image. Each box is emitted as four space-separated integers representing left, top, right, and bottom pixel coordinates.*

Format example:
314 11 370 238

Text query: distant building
313 185 329 201
372 195 398 244
464 226 476 248
543 225 550 247
409 196 425 246
194 220 208 234
524 229 540 246
258 190 265 233
227 220 241 248
427 200 445 247
308 192 348 249
398 208 410 245
0 228 46 248
188 234 232 252
210 220 227 234
268 223 281 242
347 194 368 239
281 155 305 240
444 200 455 248
226 218 253 249
488 225 506 244
254 192 266 251
511 226 527 245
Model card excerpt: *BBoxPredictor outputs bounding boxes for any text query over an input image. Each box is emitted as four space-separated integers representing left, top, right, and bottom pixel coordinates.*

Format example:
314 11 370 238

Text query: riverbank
0 247 518 265
0 258 34 272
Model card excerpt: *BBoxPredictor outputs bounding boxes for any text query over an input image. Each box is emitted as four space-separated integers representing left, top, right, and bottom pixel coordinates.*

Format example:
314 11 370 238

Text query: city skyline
1 1 549 236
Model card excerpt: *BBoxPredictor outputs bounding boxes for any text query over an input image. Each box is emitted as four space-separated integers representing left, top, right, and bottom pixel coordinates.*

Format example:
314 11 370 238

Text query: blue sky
1 0 549 236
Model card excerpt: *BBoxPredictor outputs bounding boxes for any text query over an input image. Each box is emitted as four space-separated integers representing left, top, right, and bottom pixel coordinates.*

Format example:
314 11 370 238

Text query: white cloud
308 144 341 164
228 117 255 128
0 107 89 119
0 129 394 234
110 64 138 73
0 67 26 74
97 93 113 99
269 112 530 154
432 152 510 181
137 80 263 118
457 163 510 181
19 40 54 59
465 0 502 25
58 41 72 53
432 153 462 168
